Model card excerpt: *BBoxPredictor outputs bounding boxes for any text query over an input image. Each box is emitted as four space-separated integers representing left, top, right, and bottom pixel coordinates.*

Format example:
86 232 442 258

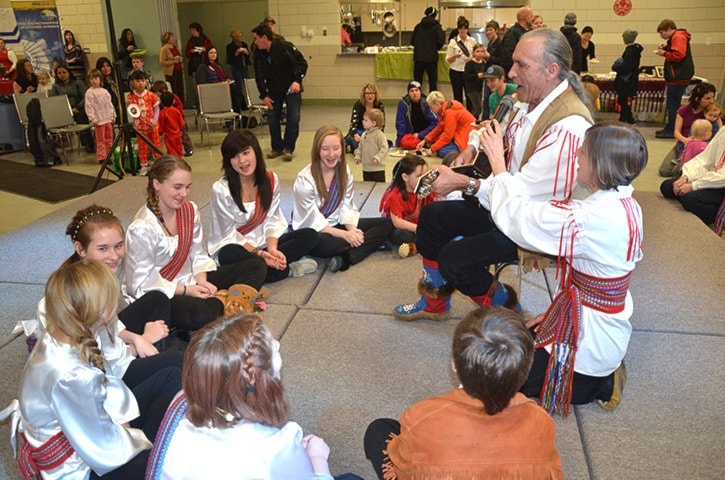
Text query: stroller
26 98 62 167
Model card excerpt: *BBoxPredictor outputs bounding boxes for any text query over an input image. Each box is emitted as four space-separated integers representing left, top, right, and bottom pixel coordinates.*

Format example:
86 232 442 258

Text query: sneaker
282 149 294 162
393 297 450 322
267 150 284 159
655 130 674 139
597 361 628 411
288 258 318 277
398 243 417 258
184 150 194 157
138 165 149 176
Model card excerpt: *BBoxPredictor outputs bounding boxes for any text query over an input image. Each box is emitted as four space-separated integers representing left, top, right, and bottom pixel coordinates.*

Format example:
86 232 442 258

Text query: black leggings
310 218 393 264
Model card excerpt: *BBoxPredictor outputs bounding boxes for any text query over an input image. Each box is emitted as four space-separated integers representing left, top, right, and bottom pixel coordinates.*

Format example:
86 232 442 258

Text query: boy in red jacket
151 80 194 156
158 92 185 156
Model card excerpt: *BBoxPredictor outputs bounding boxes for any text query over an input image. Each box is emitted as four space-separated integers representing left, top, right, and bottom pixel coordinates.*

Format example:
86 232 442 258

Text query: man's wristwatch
463 178 478 196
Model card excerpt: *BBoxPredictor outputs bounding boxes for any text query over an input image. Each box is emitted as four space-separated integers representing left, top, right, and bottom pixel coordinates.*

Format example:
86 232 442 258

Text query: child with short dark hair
158 91 185 156
127 70 161 175
85 68 116 164
364 307 563 479
379 154 434 257
354 108 388 182
151 80 194 156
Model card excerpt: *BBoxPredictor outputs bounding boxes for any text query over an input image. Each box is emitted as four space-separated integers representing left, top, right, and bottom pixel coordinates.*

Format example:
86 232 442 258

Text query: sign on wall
9 0 65 72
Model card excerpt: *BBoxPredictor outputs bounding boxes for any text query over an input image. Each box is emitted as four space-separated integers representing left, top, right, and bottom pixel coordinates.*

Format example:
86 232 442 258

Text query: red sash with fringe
18 432 75 479
319 175 342 218
159 201 195 281
236 172 275 236
534 197 641 416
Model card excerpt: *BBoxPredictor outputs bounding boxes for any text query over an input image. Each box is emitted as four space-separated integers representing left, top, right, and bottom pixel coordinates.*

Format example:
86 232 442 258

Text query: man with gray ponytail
394 28 594 322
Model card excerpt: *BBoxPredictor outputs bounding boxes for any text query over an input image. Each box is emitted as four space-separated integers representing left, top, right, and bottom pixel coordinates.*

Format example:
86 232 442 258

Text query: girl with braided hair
147 313 362 479
124 156 267 334
7 260 181 479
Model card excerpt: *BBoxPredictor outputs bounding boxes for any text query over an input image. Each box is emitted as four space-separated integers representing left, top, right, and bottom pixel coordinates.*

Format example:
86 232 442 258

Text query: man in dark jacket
559 12 582 75
395 81 437 149
655 19 695 139
613 29 643 125
410 7 445 93
252 24 308 162
499 7 533 79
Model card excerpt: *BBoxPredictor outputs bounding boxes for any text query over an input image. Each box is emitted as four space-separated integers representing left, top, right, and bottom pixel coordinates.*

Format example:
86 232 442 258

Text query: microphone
492 95 515 125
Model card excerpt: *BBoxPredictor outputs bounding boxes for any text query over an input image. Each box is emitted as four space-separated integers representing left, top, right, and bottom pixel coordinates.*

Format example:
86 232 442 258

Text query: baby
354 108 388 182
37 71 54 93
704 102 722 137
680 118 712 166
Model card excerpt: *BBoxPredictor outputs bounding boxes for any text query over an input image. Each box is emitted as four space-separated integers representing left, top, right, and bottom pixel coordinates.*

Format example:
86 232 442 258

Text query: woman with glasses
344 83 386 153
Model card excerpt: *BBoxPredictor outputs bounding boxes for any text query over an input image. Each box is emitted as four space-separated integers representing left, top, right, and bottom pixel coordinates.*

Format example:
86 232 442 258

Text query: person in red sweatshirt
158 92 185 156
655 19 694 139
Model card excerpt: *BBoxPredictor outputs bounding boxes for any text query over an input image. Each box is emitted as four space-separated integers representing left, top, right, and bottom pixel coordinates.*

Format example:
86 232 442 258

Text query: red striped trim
236 171 275 236
18 432 74 479
159 201 195 282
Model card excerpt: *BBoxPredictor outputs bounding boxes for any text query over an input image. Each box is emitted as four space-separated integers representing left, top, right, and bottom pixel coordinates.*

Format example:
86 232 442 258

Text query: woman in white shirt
446 16 478 109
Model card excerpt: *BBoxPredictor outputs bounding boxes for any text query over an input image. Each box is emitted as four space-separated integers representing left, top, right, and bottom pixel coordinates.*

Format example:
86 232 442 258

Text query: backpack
26 98 61 167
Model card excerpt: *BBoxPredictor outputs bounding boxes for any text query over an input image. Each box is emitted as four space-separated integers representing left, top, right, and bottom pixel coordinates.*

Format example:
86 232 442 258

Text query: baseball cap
407 81 422 92
483 65 505 79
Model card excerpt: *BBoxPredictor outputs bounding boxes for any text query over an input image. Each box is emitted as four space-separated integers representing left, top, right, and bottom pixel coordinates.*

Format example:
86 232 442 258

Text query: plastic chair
197 82 241 147
39 95 93 157
13 91 48 149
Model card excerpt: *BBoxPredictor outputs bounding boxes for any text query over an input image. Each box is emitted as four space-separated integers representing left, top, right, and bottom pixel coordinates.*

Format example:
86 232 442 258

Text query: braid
146 188 166 226
76 330 106 374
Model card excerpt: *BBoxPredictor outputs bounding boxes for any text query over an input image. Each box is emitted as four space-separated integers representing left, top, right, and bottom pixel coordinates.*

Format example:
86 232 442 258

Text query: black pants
364 418 401 480
363 170 386 182
118 290 170 336
618 94 635 123
417 200 518 297
218 228 320 283
390 228 416 246
449 69 465 104
90 451 149 479
660 178 725 225
521 347 614 405
310 218 393 264
169 257 267 331
414 61 438 93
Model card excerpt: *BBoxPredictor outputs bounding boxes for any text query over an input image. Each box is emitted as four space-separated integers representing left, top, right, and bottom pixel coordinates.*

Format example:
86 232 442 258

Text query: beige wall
1 0 722 100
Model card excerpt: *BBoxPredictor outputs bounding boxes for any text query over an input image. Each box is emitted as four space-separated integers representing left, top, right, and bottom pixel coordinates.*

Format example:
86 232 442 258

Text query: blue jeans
665 83 687 132
267 91 301 153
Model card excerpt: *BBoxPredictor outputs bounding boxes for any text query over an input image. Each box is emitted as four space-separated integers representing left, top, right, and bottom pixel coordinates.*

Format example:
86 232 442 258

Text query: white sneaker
138 165 149 176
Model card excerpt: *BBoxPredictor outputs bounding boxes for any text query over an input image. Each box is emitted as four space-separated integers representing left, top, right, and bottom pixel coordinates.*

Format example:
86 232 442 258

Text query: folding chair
197 82 242 147
494 248 558 303
242 78 268 129
39 95 93 158
13 91 48 149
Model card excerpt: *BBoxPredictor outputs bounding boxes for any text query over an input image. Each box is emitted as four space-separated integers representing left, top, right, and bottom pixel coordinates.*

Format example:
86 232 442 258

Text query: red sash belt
237 172 275 236
18 431 75 479
159 201 195 282
535 268 631 416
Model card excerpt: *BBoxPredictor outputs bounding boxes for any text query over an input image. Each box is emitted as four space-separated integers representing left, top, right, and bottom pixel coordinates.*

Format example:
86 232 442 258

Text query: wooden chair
12 92 48 150
197 82 241 147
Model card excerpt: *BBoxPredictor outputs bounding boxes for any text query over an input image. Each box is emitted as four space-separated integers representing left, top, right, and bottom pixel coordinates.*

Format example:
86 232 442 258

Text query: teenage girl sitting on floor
292 125 393 273
208 130 320 283
124 156 268 334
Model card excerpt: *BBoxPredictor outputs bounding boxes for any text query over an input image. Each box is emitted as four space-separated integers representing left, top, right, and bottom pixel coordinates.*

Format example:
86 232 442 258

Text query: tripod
90 122 164 193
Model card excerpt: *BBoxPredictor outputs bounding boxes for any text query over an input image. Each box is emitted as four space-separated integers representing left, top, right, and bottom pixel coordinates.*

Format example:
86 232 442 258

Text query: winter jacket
500 23 527 76
424 100 475 153
663 29 694 85
560 25 582 74
254 38 307 97
411 17 446 63
613 43 643 98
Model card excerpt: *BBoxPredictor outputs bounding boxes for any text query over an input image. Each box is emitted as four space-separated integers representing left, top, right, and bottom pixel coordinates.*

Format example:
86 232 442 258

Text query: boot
393 259 453 322
470 281 521 314
597 361 628 411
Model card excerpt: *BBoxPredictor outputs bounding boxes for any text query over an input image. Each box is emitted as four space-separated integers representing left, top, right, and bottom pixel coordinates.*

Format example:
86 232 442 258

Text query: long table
594 76 666 116
375 51 450 83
